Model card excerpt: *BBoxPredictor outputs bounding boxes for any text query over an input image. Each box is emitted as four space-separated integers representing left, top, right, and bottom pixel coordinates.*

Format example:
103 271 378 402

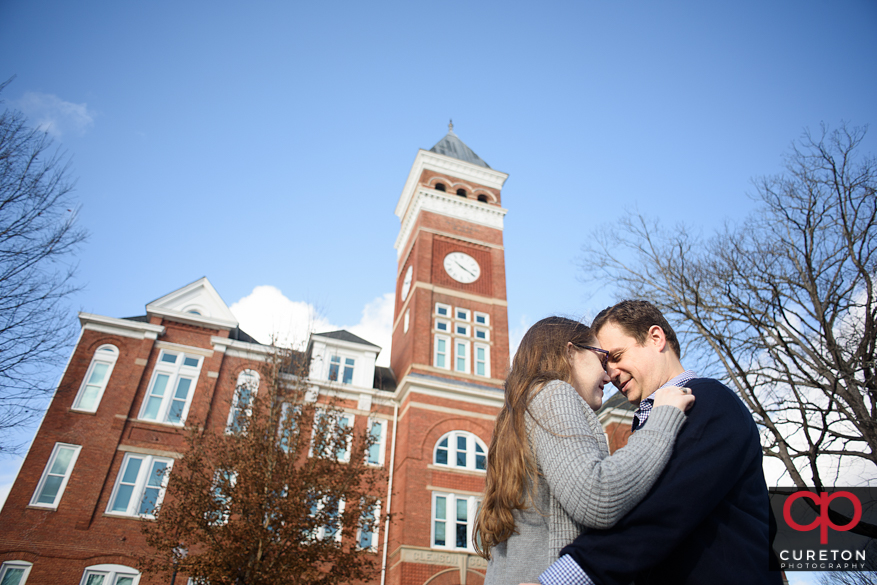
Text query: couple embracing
474 300 781 585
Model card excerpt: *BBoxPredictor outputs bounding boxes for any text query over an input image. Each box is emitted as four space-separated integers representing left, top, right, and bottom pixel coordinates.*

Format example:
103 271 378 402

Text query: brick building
0 127 515 585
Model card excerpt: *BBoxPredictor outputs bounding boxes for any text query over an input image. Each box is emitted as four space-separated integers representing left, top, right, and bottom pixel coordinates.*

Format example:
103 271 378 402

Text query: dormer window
456 189 467 197
435 183 446 192
328 356 355 385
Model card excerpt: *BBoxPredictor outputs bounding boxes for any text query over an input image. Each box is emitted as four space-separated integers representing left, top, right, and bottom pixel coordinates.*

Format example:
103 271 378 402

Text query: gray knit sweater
484 380 687 585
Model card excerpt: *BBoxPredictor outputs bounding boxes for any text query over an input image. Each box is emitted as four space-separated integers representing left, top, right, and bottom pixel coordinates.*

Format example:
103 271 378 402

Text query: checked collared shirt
539 369 698 585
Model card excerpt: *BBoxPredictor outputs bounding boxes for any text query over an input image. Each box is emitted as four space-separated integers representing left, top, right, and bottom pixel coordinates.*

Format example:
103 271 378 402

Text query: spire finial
448 119 454 133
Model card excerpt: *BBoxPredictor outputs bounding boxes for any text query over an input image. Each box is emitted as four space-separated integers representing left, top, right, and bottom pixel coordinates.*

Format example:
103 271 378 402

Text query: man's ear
648 325 667 351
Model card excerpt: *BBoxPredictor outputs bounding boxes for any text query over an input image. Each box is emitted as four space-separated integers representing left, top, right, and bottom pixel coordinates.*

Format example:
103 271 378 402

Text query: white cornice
211 336 274 359
79 313 165 340
396 150 508 220
310 334 381 355
147 307 239 330
393 373 504 410
395 188 508 257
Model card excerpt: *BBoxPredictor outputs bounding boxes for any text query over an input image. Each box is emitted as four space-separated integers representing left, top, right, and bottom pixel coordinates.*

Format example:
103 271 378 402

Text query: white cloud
16 92 95 138
229 286 394 366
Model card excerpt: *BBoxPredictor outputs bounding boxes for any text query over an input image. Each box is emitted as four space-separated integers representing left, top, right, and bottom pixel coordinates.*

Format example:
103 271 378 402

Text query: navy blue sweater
559 378 782 585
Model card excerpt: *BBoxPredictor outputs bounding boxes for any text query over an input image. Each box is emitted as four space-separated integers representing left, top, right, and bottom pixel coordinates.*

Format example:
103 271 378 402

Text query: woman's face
567 342 611 411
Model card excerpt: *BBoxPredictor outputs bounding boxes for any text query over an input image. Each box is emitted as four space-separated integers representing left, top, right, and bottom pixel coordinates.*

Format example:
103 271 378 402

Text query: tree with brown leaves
140 347 385 585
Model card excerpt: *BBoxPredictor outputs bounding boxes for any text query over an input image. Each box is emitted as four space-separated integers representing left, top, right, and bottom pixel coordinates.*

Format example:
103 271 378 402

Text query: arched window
79 564 141 585
477 194 489 203
433 431 487 471
72 345 119 412
226 369 260 433
435 183 446 192
456 188 467 197
0 561 32 585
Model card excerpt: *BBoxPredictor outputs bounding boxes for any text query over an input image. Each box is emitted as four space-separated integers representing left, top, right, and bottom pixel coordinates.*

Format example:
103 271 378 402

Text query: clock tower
391 124 510 387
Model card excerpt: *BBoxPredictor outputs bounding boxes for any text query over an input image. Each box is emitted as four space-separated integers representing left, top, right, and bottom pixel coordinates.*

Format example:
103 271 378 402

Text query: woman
474 317 694 584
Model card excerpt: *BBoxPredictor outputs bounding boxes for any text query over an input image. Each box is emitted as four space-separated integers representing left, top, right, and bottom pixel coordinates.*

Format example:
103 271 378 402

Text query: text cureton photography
769 487 877 571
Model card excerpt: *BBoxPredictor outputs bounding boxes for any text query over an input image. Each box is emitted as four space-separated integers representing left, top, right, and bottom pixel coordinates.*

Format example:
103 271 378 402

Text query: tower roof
428 122 490 168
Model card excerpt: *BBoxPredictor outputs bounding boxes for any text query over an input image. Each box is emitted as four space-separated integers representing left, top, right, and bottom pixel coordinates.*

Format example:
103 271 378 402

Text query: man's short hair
592 300 681 358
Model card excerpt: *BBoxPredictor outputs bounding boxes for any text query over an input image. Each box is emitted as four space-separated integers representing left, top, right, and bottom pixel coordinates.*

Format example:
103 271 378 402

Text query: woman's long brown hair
474 316 594 558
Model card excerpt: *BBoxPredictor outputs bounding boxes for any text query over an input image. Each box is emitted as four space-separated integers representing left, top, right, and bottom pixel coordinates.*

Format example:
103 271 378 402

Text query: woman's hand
653 386 695 412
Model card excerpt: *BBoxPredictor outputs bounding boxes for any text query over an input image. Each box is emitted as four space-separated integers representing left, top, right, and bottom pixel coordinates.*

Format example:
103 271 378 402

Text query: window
456 188 467 197
455 308 470 321
435 183 446 192
312 410 353 463
226 370 260 433
455 323 470 336
208 469 237 526
432 492 481 551
435 303 450 317
435 319 449 332
455 340 469 373
434 335 449 369
0 561 32 585
309 496 345 542
79 565 140 585
328 355 355 385
366 419 386 466
434 431 487 471
357 499 381 551
278 402 300 452
474 328 489 340
474 312 489 326
477 194 488 203
107 453 172 517
139 350 203 425
403 309 410 333
30 443 81 508
72 345 119 412
474 343 490 377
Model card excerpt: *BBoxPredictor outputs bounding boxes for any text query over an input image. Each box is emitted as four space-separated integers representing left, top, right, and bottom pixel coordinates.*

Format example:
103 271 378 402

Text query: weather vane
449 119 454 132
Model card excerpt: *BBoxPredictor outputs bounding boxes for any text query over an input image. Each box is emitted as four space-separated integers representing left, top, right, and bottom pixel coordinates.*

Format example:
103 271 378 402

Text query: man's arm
543 379 765 585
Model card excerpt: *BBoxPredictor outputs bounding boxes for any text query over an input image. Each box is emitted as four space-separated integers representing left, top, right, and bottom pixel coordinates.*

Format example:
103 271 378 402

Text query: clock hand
455 261 475 277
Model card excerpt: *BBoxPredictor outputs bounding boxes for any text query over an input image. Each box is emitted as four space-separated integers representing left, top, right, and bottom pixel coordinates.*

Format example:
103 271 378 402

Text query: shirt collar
641 369 698 404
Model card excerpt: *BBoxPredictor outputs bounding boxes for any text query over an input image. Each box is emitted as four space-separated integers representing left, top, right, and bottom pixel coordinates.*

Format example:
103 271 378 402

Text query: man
539 300 780 585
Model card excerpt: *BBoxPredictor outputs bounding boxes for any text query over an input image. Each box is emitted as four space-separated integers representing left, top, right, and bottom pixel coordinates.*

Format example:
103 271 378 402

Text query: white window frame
106 453 173 518
278 402 301 452
0 561 32 585
454 323 470 337
311 409 354 463
366 419 387 466
473 312 490 326
226 369 260 433
138 350 203 425
434 335 450 370
435 318 450 333
72 345 119 412
30 442 81 508
310 496 345 542
454 339 470 373
356 499 382 552
474 343 491 377
455 307 470 321
208 469 238 526
474 327 489 341
79 564 141 585
431 492 481 552
433 430 487 472
327 355 356 385
435 302 451 317
403 309 410 333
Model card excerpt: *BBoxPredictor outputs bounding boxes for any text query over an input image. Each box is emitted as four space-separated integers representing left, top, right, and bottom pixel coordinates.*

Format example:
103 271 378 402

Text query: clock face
443 252 481 284
401 266 413 301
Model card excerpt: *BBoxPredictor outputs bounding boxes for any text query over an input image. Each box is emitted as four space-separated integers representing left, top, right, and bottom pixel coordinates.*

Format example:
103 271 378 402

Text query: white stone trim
79 313 165 340
395 188 508 257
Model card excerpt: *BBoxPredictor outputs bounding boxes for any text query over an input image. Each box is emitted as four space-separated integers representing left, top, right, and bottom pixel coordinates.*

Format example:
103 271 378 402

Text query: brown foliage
140 347 386 585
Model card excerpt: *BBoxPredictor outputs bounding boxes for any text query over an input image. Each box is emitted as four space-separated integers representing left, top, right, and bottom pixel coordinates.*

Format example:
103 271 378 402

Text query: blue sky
1 2 875 581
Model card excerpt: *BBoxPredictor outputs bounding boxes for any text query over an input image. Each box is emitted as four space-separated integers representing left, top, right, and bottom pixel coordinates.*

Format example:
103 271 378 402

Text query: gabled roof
145 277 239 330
597 391 637 415
429 126 490 169
312 330 381 349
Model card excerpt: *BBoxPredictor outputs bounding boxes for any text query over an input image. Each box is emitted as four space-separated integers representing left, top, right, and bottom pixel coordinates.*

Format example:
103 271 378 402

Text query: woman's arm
528 380 686 529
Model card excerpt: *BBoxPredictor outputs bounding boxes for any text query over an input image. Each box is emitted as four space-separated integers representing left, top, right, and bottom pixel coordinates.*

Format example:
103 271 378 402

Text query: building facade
0 128 515 585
